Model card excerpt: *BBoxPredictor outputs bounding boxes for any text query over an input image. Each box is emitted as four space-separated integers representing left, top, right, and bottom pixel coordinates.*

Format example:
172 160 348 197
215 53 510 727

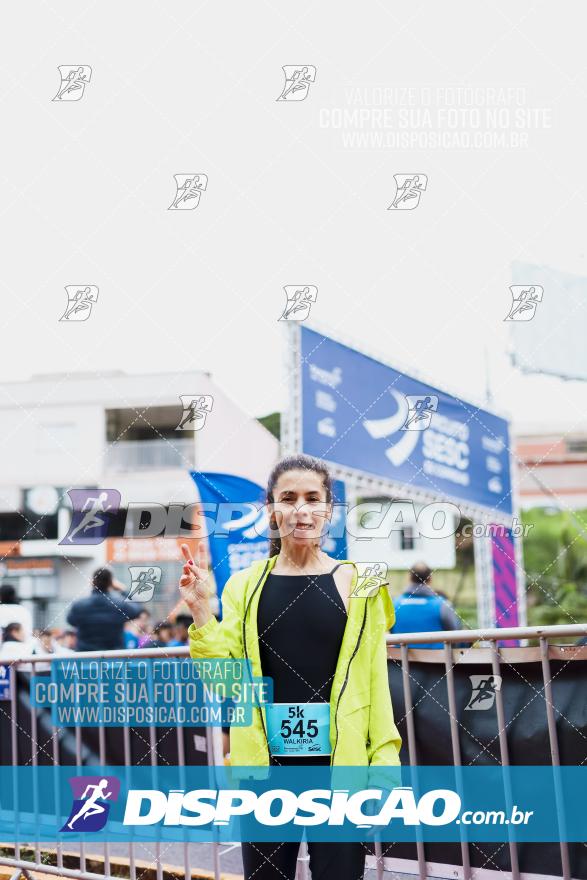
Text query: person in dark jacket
390 562 469 649
67 568 143 652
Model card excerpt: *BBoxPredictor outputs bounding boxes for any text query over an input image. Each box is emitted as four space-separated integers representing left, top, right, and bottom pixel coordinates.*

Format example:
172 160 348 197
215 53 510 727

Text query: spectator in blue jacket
67 568 143 653
390 562 468 649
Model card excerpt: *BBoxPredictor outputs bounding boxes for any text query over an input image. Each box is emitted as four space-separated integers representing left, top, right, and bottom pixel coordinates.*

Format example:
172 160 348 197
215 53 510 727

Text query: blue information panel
0 664 10 701
300 327 512 516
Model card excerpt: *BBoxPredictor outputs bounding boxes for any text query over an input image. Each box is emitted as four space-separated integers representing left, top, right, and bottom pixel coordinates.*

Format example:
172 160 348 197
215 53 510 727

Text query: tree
522 509 587 627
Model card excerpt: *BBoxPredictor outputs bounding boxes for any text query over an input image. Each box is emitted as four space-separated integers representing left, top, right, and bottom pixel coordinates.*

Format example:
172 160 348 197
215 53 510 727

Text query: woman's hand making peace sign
178 542 213 628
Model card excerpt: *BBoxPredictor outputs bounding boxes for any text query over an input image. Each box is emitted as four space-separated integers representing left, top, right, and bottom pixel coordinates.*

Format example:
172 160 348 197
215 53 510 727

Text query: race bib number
265 702 331 756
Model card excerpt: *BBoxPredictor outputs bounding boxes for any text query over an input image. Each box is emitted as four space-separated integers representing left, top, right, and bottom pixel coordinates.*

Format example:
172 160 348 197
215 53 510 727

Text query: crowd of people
0 560 502 660
1 561 584 658
0 569 191 661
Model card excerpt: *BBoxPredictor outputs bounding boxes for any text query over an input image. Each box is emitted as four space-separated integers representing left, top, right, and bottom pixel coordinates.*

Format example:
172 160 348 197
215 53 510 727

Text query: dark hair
410 562 432 586
3 622 23 642
92 567 113 593
154 621 172 634
266 454 333 558
175 615 192 628
0 584 17 604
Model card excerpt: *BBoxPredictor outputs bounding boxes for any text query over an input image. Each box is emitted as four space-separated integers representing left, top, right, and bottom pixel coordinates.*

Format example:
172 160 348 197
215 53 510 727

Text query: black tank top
257 564 349 766
257 565 348 704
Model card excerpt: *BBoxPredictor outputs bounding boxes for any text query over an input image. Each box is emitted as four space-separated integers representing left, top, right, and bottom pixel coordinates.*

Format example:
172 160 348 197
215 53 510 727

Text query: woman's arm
178 541 243 658
188 573 244 660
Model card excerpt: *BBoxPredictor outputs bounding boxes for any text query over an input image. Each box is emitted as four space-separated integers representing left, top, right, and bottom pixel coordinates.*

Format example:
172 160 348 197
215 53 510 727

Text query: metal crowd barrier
374 623 587 880
0 625 585 880
0 644 215 880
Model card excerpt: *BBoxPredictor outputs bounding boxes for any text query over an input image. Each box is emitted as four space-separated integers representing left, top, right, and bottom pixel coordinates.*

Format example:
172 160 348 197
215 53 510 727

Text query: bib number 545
280 717 318 738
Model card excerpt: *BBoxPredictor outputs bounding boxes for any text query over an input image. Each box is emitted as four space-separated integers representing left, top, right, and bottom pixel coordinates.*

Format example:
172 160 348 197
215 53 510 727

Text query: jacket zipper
330 600 368 766
242 560 271 761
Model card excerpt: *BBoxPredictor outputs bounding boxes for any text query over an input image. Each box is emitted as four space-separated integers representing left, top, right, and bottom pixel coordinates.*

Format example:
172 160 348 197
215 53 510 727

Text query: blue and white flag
188 473 269 609
324 478 348 561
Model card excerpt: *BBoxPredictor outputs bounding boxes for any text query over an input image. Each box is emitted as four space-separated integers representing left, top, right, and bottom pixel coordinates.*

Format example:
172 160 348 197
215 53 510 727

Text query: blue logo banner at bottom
0 766 584 843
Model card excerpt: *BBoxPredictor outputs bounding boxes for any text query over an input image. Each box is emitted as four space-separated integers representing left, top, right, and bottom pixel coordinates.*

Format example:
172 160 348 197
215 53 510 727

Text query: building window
567 438 587 454
400 527 416 551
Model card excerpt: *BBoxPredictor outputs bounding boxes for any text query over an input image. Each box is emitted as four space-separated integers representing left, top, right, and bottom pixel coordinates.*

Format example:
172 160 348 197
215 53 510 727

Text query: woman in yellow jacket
180 454 402 880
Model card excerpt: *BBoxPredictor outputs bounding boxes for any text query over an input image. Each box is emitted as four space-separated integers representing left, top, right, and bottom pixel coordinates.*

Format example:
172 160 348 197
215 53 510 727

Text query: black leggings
239 756 366 879
241 838 366 880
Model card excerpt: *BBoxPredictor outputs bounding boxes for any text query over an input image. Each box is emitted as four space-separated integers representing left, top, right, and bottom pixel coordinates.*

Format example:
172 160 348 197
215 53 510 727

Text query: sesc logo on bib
266 703 330 757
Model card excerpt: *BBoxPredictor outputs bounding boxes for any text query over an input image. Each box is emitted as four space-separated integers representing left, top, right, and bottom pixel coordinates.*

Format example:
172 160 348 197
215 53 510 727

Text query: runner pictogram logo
60 776 120 832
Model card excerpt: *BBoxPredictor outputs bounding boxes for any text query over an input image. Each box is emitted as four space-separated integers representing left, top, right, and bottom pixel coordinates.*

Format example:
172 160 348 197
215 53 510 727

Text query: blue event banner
29 658 272 727
300 326 513 516
0 766 584 843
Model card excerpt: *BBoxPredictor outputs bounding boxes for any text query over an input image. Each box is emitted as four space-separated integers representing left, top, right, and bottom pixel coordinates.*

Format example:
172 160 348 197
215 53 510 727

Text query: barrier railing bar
176 719 191 880
3 624 584 668
98 699 111 879
490 645 520 880
50 711 63 871
388 623 587 644
8 646 193 665
73 726 86 874
400 643 427 880
206 726 222 880
122 723 137 880
0 855 107 880
443 642 472 880
539 637 571 880
9 665 20 863
30 658 41 868
148 722 163 880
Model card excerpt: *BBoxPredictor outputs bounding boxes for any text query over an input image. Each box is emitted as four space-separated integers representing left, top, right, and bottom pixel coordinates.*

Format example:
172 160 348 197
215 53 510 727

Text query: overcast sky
3 1 586 436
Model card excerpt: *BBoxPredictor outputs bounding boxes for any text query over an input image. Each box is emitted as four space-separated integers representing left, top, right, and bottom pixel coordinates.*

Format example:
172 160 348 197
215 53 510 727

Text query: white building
0 369 459 632
0 370 278 628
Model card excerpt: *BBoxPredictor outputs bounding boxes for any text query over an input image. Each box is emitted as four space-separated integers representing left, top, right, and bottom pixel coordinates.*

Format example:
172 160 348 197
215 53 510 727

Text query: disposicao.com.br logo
121 786 533 829
1 766 573 843
57 778 534 835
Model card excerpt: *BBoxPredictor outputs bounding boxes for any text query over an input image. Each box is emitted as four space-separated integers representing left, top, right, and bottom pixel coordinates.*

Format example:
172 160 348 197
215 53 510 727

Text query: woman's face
269 469 331 546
